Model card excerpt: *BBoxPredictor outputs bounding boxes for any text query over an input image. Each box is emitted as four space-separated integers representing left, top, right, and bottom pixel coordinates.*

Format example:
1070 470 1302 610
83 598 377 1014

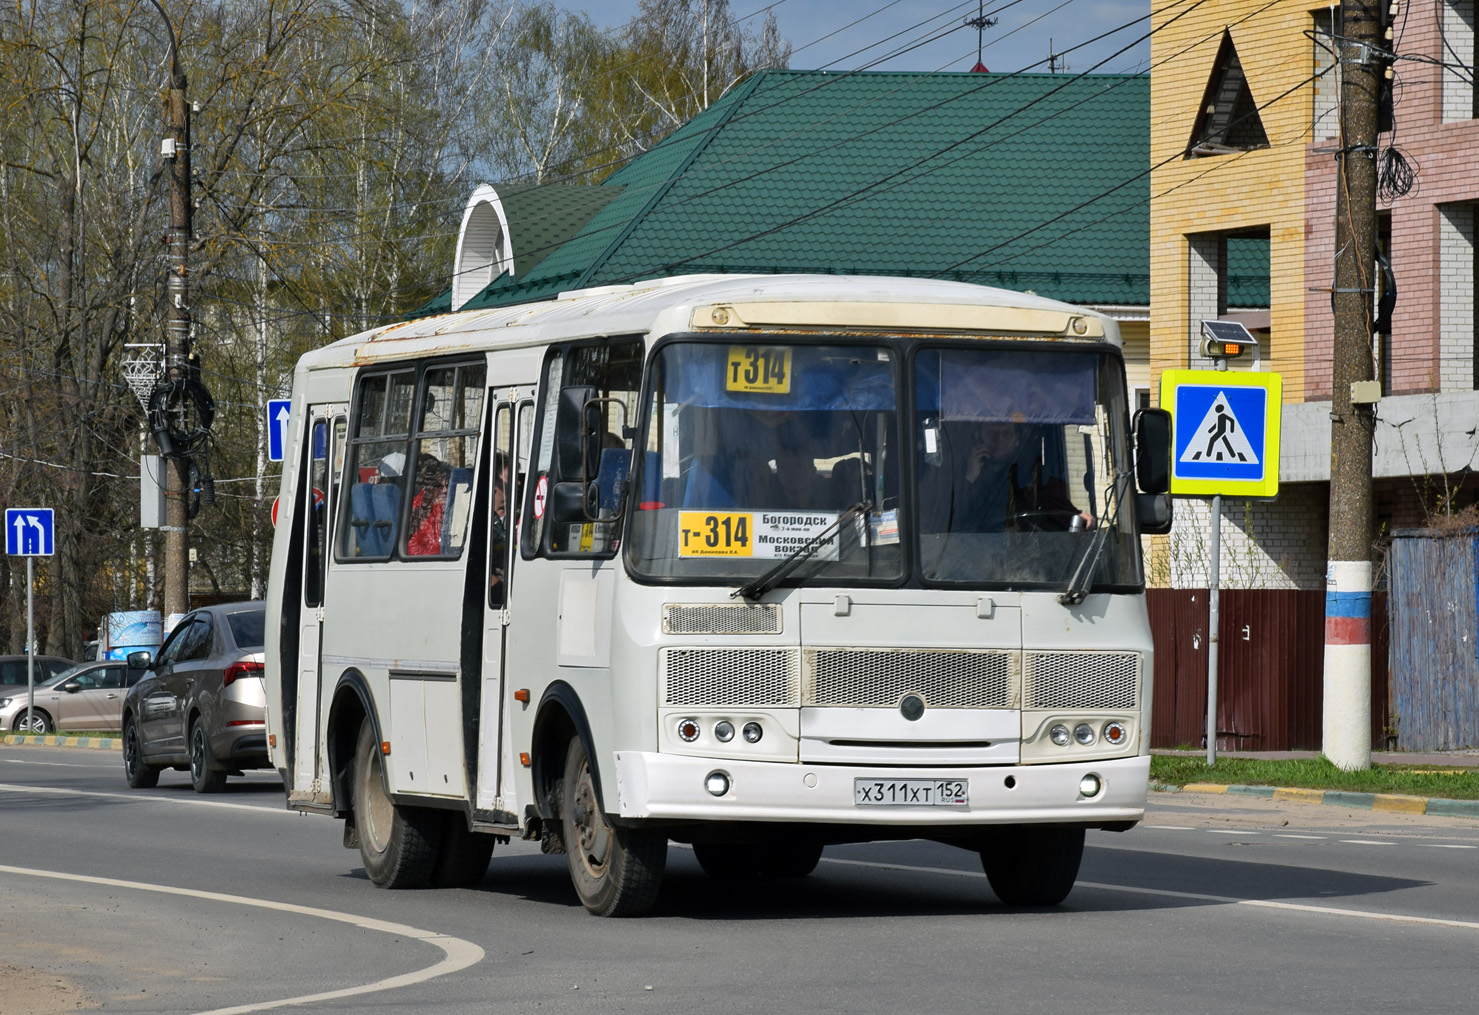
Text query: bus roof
300 273 1119 372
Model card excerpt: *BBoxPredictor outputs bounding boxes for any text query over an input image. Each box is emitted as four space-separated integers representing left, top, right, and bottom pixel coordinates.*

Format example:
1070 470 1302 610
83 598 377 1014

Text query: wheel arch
531 681 601 820
326 668 380 819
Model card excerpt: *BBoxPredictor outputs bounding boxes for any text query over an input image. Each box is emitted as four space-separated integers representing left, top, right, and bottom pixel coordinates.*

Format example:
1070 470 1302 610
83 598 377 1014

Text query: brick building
1150 0 1479 589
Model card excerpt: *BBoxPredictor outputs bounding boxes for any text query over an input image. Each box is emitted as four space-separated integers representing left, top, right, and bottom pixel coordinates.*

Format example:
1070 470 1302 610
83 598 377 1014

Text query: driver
961 421 1092 532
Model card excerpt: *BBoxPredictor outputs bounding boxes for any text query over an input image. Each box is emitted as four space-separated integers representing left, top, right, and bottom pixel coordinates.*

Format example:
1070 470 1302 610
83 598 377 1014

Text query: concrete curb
2 734 121 750
1152 781 1479 818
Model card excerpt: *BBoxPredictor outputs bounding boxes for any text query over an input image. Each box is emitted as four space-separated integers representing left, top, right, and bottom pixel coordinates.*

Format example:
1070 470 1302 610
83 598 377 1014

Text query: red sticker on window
532 475 549 519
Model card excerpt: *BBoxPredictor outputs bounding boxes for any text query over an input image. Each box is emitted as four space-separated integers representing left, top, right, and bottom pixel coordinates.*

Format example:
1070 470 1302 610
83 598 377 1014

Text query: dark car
121 602 268 793
0 654 75 692
1 660 144 734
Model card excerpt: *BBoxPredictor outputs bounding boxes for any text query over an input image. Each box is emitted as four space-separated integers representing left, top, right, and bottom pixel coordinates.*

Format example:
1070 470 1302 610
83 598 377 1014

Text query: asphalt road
3 744 1478 1014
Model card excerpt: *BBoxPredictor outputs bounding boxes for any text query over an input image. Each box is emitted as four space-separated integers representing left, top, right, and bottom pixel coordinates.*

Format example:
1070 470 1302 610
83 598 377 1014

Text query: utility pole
1323 0 1382 771
154 1 192 625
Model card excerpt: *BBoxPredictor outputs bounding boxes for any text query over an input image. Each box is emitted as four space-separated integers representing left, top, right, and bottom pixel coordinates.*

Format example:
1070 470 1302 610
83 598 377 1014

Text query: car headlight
0 697 11 707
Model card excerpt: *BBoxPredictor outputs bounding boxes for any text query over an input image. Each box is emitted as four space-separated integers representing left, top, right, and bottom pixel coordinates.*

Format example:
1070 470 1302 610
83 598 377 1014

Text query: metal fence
1389 527 1479 750
1148 588 1389 751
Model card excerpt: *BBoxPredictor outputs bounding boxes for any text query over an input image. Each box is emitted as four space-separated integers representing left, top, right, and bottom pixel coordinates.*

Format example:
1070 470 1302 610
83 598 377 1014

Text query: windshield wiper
732 501 871 601
1058 472 1129 606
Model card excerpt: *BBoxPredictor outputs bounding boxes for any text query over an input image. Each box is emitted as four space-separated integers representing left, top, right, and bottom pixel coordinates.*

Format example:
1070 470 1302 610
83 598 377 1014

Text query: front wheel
123 717 160 789
16 710 52 735
979 825 1084 906
353 719 441 888
561 737 666 916
190 721 228 794
430 813 496 888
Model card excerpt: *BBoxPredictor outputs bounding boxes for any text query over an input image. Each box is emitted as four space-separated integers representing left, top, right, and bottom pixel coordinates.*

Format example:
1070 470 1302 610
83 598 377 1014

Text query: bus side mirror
1135 492 1173 535
1133 408 1171 494
555 385 600 482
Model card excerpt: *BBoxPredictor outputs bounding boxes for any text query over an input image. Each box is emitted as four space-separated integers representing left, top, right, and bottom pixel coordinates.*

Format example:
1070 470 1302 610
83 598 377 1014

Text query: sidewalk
1152 748 1479 819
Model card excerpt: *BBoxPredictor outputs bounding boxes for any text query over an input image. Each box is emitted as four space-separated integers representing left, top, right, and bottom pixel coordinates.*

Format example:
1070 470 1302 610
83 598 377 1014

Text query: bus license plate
854 779 969 807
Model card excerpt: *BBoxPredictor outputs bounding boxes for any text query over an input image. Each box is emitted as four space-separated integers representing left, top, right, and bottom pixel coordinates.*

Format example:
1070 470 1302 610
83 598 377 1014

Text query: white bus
265 273 1172 916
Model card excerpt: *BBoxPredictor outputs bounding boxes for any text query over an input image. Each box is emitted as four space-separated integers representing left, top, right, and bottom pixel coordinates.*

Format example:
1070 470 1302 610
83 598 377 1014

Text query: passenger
490 452 510 603
961 421 1091 532
407 453 450 555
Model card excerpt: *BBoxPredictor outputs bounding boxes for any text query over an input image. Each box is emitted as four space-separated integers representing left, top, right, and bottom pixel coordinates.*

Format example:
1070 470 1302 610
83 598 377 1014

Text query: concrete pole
1323 0 1381 770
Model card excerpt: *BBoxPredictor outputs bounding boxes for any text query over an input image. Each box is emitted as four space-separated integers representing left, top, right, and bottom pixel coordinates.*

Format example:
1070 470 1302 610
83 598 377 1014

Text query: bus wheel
353 719 441 889
561 737 666 916
430 813 496 888
758 842 823 879
691 842 758 880
979 825 1084 906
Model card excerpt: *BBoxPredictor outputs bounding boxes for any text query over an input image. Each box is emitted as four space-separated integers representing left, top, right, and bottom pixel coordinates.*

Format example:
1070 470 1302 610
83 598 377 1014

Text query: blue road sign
267 399 292 463
5 508 55 556
1160 369 1283 498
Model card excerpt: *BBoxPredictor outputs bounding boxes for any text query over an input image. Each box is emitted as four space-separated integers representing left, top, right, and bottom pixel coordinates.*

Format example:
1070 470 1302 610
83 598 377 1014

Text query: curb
2 734 121 751
1152 781 1479 818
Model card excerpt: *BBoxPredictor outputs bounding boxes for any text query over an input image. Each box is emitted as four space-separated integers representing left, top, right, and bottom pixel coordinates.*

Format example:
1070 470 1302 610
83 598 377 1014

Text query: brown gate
1148 589 1388 751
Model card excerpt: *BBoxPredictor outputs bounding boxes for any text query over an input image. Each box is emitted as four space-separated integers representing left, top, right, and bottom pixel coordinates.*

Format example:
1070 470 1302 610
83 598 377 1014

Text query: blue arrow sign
267 399 292 463
5 508 55 557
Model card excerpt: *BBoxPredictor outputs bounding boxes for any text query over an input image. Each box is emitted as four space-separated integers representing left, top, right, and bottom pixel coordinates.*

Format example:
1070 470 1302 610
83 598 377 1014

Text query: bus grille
1023 651 1139 709
663 603 782 635
661 648 800 706
803 648 1017 709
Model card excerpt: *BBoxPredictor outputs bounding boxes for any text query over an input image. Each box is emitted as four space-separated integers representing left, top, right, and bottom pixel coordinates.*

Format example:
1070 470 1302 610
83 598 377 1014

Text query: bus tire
691 842 758 880
757 842 824 879
561 736 666 916
353 719 440 889
123 717 161 789
979 825 1084 906
430 813 496 888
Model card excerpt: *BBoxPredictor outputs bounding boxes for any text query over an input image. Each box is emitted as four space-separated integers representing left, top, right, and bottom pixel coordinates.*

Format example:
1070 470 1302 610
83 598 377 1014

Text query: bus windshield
625 338 1138 592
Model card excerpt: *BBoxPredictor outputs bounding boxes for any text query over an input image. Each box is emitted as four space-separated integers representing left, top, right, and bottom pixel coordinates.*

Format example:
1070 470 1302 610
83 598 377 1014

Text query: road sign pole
1207 493 1221 765
26 556 35 735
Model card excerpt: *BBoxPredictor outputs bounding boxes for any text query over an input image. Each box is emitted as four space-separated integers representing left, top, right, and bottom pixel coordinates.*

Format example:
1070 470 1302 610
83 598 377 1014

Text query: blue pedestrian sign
5 508 55 557
267 399 292 463
1160 370 1282 498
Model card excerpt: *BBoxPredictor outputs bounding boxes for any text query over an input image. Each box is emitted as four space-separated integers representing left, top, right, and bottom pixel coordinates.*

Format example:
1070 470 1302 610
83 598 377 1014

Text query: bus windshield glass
625 340 903 584
914 345 1139 589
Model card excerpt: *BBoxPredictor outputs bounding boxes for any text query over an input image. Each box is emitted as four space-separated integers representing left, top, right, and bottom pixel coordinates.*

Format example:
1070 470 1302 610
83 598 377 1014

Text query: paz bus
264 273 1172 916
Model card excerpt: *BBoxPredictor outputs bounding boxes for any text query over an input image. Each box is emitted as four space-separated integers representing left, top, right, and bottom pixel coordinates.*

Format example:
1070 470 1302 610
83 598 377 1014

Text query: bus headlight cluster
742 721 763 743
1049 724 1071 746
714 721 735 742
1046 720 1131 749
674 718 765 746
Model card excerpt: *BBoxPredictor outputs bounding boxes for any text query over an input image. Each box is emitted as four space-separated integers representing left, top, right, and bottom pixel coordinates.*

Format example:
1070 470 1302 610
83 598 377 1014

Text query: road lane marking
821 858 1479 932
1340 840 1397 846
1274 834 1326 840
1207 829 1254 835
0 782 287 814
1426 844 1478 849
1144 825 1193 830
0 865 484 1015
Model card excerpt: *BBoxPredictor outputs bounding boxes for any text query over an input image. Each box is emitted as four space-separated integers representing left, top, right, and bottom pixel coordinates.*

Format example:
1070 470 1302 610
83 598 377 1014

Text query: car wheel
561 736 666 916
979 825 1084 906
123 717 160 789
353 718 440 888
16 710 52 735
190 720 228 794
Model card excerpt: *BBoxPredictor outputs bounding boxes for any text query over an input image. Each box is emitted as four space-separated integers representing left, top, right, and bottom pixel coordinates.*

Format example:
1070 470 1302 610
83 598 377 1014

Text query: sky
578 0 1154 76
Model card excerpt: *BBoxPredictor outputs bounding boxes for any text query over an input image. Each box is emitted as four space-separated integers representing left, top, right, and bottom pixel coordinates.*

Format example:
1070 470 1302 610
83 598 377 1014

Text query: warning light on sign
1200 320 1255 361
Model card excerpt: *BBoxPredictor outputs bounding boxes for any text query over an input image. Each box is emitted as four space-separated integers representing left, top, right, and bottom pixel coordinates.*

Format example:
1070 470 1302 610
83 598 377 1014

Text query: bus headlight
705 771 731 797
714 720 735 742
1102 721 1128 746
1049 724 1071 747
742 722 763 744
1073 723 1096 745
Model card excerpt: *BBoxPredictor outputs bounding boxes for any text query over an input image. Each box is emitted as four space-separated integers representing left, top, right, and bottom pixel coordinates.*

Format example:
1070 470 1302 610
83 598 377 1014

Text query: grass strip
1150 755 1479 801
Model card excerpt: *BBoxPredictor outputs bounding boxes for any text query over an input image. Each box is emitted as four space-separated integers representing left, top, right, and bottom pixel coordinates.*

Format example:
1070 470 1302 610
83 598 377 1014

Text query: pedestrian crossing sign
1160 369 1281 498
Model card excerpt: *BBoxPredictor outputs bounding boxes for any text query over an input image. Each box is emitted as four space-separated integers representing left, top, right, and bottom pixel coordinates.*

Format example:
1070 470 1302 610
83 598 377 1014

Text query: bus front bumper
612 751 1150 826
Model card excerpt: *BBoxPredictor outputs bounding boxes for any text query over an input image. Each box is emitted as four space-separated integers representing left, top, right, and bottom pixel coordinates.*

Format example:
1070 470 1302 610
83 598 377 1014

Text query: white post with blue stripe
1323 560 1373 770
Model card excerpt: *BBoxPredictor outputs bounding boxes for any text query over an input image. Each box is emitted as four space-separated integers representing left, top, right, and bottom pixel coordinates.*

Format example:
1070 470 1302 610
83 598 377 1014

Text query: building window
1187 31 1270 157
1187 228 1271 368
1442 1 1477 123
1312 8 1340 139
1436 204 1477 391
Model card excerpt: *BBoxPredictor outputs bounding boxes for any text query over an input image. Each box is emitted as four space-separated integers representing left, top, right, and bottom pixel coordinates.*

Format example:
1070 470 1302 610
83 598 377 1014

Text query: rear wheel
123 717 160 789
430 813 496 888
561 737 666 916
353 719 441 888
979 825 1084 906
190 721 228 794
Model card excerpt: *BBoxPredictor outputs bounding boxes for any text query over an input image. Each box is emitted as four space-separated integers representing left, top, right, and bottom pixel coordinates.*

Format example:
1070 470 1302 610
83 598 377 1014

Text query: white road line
1144 825 1193 830
0 782 286 814
1340 840 1397 846
821 858 1479 932
1426 844 1478 850
1 757 94 768
1207 829 1254 835
1274 834 1327 840
0 865 484 1015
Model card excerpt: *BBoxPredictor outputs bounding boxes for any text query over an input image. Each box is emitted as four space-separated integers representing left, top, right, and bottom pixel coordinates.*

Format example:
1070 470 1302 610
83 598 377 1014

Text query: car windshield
625 340 902 584
227 610 265 650
914 346 1139 589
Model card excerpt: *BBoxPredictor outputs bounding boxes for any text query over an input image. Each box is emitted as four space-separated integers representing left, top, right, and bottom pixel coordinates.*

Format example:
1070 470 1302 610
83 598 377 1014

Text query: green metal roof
442 69 1150 314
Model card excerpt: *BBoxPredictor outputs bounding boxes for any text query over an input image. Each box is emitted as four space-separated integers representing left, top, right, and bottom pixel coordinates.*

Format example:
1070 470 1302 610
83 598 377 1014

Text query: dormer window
1187 32 1270 157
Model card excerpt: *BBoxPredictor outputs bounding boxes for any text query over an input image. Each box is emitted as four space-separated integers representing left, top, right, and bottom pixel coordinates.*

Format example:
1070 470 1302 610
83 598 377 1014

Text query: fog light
1049 724 1071 747
1073 722 1096 745
1102 721 1128 746
742 722 763 743
677 718 701 742
1079 773 1103 797
705 771 731 797
714 720 735 742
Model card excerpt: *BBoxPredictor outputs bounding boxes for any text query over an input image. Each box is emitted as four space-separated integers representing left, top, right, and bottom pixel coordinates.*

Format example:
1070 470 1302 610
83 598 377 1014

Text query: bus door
295 405 346 801
475 391 534 819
